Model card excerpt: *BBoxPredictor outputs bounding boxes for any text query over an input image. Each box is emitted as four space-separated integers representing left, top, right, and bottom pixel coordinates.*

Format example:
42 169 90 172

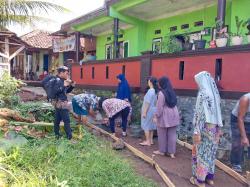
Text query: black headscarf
158 76 177 108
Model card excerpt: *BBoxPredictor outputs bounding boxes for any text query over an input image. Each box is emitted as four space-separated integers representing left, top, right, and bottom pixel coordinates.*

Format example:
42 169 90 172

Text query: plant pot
247 35 250 43
194 40 206 50
183 42 193 51
231 36 243 46
215 37 228 47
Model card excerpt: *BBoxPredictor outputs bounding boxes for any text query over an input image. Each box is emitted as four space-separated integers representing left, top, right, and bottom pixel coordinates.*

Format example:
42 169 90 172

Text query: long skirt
192 123 220 182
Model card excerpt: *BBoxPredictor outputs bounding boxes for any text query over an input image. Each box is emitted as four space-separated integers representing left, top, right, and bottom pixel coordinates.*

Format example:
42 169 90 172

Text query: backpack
41 75 59 100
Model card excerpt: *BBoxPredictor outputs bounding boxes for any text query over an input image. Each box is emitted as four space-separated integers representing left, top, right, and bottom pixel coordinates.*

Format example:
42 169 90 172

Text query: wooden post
140 51 152 92
75 32 81 63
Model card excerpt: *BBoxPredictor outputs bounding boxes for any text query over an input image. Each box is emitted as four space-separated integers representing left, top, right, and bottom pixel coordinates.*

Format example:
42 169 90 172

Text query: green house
60 0 250 61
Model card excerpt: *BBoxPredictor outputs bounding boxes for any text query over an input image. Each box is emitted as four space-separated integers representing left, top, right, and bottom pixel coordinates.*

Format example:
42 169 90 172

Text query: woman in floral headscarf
190 71 223 187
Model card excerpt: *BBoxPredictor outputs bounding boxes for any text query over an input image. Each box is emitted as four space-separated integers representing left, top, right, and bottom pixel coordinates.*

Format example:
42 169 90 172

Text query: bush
0 72 24 106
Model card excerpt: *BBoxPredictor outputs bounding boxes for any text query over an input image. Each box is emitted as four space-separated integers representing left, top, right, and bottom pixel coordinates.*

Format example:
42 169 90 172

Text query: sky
8 0 105 36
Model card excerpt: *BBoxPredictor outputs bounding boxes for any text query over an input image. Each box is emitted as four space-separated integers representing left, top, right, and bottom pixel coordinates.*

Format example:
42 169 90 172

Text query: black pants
109 107 130 133
54 108 72 139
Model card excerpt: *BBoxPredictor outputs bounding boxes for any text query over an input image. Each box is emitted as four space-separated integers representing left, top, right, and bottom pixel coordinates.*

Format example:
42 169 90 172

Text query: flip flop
153 150 165 155
139 142 151 146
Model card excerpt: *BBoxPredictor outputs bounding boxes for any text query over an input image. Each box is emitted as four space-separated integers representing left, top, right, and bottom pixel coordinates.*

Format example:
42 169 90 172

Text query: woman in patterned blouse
99 98 131 137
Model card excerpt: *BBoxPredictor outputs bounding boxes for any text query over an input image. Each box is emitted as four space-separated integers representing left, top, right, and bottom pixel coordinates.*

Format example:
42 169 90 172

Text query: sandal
189 177 205 187
139 141 151 146
205 179 214 186
153 150 165 155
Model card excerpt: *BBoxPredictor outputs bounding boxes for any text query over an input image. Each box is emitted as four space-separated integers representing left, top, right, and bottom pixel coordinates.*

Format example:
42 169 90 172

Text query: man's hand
64 80 71 87
241 136 250 146
193 134 201 145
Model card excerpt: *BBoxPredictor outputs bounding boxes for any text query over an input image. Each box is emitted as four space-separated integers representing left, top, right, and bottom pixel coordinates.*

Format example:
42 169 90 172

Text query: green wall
230 0 250 44
95 0 250 60
96 26 140 60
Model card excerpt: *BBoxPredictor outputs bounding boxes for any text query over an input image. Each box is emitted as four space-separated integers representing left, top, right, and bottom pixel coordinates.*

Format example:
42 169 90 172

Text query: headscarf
158 76 177 108
116 74 131 102
193 71 223 127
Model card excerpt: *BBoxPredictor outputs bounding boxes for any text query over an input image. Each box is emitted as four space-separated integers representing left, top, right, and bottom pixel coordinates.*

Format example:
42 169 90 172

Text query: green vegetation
0 129 157 187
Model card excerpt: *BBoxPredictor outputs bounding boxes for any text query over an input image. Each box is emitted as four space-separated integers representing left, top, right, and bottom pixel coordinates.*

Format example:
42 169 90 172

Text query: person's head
117 74 125 83
57 66 69 80
44 70 48 75
194 71 212 91
158 76 177 108
147 76 158 92
98 97 107 110
158 76 172 90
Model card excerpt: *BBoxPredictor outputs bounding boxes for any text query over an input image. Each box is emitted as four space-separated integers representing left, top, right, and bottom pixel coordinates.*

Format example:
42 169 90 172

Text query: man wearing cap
53 66 75 140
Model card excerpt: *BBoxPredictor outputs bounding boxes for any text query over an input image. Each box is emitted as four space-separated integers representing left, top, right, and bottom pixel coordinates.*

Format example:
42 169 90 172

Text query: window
194 21 204 27
122 65 126 75
80 67 83 79
215 58 222 81
170 26 177 32
181 24 189 29
152 38 162 54
107 36 111 41
92 67 95 79
155 29 161 34
106 66 109 79
179 61 185 80
105 44 113 60
123 41 129 58
119 34 123 38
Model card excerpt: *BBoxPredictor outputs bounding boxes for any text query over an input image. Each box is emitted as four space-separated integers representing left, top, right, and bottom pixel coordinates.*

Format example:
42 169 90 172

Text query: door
43 54 49 71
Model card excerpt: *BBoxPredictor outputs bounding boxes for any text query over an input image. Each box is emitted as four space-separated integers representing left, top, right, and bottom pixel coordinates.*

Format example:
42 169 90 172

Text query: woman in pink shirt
153 76 180 158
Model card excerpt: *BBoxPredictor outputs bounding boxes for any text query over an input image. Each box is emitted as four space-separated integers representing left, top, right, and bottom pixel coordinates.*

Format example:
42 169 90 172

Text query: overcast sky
8 0 105 36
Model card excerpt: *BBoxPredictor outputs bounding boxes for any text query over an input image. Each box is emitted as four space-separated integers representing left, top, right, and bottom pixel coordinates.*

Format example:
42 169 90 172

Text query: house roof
20 30 53 49
21 29 85 50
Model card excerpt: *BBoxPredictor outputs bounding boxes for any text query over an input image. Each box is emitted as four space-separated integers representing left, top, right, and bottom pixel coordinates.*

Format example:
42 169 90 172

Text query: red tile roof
21 30 85 50
21 30 53 49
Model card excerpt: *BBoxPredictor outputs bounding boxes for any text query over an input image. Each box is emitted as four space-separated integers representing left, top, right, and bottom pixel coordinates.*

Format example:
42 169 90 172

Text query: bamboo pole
85 122 175 187
177 139 248 185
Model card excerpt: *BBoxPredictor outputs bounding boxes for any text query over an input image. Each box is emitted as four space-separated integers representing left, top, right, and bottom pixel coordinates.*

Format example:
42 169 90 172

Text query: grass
0 128 157 187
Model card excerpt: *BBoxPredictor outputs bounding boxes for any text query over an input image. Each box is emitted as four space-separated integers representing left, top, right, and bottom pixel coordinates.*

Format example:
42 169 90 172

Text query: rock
112 139 125 150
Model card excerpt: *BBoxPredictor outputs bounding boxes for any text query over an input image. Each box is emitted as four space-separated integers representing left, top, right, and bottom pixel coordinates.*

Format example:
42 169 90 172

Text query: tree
0 0 68 27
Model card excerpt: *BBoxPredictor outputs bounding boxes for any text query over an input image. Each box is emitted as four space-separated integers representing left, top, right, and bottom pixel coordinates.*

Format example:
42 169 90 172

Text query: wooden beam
0 52 9 59
9 45 25 61
177 139 248 185
84 122 175 187
0 40 23 46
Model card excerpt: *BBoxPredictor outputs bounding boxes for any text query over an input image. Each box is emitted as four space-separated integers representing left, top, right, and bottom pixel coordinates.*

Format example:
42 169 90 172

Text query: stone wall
177 96 238 156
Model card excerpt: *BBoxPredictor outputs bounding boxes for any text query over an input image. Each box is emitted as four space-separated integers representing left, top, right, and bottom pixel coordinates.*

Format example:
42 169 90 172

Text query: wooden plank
177 139 248 185
9 45 25 61
0 52 9 59
85 122 175 187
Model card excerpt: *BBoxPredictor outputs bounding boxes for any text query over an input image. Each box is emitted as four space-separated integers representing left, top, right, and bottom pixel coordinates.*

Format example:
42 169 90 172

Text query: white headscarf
193 71 223 127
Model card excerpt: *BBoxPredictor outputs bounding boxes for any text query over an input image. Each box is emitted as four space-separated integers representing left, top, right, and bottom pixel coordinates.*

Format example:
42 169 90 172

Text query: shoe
139 141 151 146
232 165 242 173
122 132 127 137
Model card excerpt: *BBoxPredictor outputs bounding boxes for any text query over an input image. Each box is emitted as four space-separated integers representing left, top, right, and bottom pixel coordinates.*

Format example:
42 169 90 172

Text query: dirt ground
92 125 246 187
18 87 246 187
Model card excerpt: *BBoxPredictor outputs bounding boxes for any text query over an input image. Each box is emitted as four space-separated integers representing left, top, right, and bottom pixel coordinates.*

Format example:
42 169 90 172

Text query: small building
0 28 27 79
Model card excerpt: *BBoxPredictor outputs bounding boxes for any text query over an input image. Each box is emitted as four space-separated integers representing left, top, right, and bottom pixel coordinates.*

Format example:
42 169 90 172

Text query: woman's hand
193 134 201 145
241 136 250 146
153 117 157 123
142 112 147 118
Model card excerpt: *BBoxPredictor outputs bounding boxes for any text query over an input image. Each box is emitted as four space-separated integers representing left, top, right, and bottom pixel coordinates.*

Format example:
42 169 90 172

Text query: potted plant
231 16 244 45
243 18 250 43
215 20 229 47
162 33 183 53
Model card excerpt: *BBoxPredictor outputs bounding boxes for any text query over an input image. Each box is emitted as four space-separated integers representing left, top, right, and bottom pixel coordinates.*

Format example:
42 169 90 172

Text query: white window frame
152 38 162 54
123 41 129 58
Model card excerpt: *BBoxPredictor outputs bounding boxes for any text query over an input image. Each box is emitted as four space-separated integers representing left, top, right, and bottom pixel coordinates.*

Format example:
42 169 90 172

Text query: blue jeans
109 107 130 133
230 114 250 166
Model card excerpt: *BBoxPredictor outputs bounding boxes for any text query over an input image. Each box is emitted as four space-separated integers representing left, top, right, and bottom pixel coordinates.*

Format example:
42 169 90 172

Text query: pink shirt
155 91 180 128
102 98 131 118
